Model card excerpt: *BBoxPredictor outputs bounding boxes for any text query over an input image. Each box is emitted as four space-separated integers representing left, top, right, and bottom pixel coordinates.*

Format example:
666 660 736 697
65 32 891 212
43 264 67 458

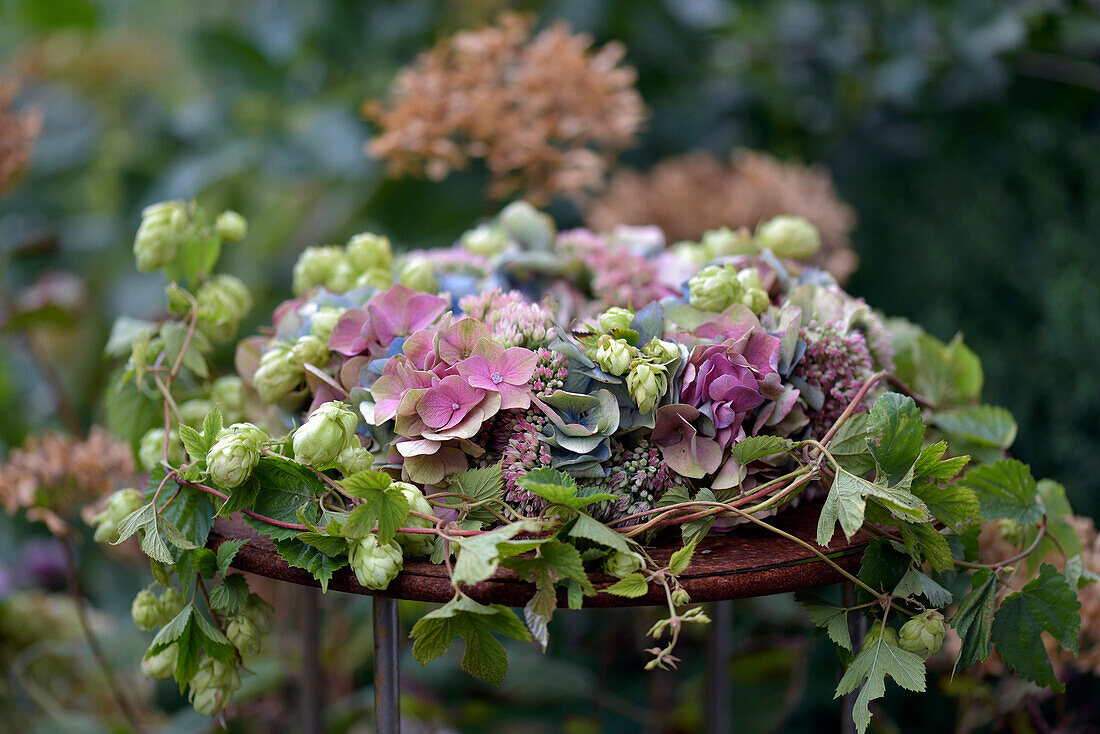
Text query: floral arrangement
96 199 1087 732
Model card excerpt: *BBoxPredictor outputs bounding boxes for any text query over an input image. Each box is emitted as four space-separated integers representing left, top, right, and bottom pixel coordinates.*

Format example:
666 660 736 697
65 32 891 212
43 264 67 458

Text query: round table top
210 500 871 607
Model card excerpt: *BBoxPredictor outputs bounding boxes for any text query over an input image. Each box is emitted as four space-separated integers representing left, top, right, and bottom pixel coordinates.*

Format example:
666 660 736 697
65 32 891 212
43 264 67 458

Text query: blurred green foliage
2 0 1100 731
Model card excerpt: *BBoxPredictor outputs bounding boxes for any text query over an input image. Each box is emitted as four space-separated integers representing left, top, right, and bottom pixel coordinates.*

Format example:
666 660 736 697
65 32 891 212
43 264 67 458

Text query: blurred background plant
2 0 1100 732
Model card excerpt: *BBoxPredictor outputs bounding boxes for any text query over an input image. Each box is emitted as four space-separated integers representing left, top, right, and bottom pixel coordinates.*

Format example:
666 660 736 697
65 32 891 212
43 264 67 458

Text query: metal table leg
302 588 325 734
374 596 401 734
705 600 733 734
841 582 867 734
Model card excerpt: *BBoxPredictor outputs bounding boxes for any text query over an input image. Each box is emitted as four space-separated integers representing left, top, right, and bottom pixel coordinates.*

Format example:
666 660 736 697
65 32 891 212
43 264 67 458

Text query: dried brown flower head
586 150 859 283
0 79 41 198
364 12 646 204
1 427 135 535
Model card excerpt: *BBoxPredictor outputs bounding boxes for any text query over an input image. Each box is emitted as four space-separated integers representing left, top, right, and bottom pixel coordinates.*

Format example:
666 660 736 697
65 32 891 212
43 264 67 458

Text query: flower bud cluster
292 401 359 468
292 232 394 296
687 264 769 314
349 534 404 590
90 488 144 544
207 423 268 488
133 201 248 274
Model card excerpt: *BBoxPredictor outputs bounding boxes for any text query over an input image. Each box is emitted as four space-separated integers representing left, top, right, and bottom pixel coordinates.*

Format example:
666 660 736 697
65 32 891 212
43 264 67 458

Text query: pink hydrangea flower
329 285 447 357
457 338 538 411
417 375 487 431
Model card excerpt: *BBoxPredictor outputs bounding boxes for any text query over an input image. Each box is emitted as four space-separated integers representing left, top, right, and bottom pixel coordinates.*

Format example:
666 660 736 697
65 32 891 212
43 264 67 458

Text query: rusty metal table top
210 499 871 607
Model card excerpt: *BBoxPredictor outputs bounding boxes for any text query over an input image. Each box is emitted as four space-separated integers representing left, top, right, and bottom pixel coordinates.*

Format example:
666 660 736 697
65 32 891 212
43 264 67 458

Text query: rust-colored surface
210 500 870 608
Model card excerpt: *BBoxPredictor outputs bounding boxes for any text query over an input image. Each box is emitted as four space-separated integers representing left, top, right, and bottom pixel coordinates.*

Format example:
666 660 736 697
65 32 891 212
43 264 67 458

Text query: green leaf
952 568 998 670
604 573 649 598
342 486 409 543
161 321 211 379
910 480 980 530
503 540 594 649
1037 479 1082 561
240 456 326 537
297 531 349 557
569 514 631 554
913 441 969 482
827 412 876 476
448 463 505 525
899 522 954 574
105 316 157 357
891 569 953 607
114 500 198 564
991 564 1081 690
178 423 208 464
933 405 1017 450
215 539 247 576
858 538 911 599
202 405 224 446
797 593 851 651
866 392 925 485
273 538 348 592
893 331 982 408
339 470 393 497
105 369 162 451
817 470 868 545
865 480 931 526
452 522 540 587
835 636 926 734
964 459 1042 524
153 479 215 548
729 435 795 465
669 535 702 575
409 595 531 686
518 468 579 505
208 573 249 614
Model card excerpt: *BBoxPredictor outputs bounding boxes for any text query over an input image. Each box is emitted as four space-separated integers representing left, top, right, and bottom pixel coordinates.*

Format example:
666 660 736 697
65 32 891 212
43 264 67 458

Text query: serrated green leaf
865 479 931 526
817 470 868 545
913 441 969 482
834 636 926 734
518 467 579 505
151 604 194 649
933 405 1017 450
297 531 349 557
448 463 505 525
827 412 876 476
991 563 1081 690
891 569 953 607
898 522 954 574
340 470 392 497
237 456 325 536
669 536 701 575
452 522 540 587
178 423 207 463
105 369 162 451
910 481 980 530
503 540 594 649
409 595 531 686
964 459 1041 524
730 435 795 465
569 514 631 554
342 487 409 543
273 538 348 592
797 593 851 651
866 392 925 486
604 573 649 598
858 538 911 600
952 568 997 670
1037 479 1082 561
893 331 982 408
209 573 249 614
202 406 224 446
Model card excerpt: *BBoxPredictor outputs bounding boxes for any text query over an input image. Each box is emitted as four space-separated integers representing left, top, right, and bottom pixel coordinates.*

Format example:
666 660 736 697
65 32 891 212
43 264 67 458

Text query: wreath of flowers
95 200 1086 731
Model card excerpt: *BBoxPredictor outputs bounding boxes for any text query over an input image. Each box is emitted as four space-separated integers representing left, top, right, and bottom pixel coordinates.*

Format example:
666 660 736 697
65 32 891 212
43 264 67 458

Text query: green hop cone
139 427 184 472
671 588 691 606
498 200 555 250
627 362 667 414
755 215 821 261
346 232 393 271
997 518 1027 546
309 307 343 343
349 534 403 590
355 267 393 291
133 200 189 272
461 224 509 257
643 337 679 364
898 610 946 659
863 620 899 649
160 587 186 618
209 376 244 422
700 226 756 259
131 588 163 631
142 642 178 680
604 550 644 579
598 307 635 333
91 488 144 543
393 482 436 558
227 613 261 658
397 256 439 294
735 268 770 315
326 259 357 293
288 334 330 368
687 264 741 312
293 401 358 468
594 335 634 376
252 342 304 404
196 275 253 343
242 593 274 636
335 444 373 477
207 423 268 488
214 210 248 242
188 658 241 716
293 246 348 296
